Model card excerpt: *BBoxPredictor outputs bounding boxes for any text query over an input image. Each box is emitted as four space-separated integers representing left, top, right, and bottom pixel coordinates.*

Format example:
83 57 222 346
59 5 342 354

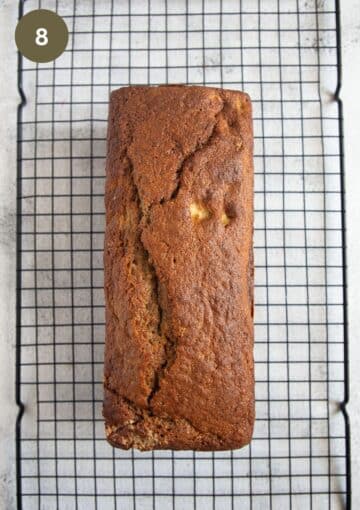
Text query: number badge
15 9 68 63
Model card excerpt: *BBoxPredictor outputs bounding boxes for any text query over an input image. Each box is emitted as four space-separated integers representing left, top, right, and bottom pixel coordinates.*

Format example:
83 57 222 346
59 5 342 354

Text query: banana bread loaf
103 85 254 451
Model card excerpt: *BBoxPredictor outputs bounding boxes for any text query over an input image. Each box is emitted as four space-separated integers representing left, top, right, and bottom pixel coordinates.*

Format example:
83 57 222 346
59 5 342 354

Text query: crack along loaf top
103 85 254 451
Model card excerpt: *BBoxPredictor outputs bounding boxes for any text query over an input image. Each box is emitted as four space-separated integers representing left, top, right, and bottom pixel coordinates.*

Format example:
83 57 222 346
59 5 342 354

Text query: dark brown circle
15 9 68 63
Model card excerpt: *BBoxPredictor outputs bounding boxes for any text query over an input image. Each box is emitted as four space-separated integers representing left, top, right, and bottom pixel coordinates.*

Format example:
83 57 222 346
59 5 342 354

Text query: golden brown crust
103 85 254 451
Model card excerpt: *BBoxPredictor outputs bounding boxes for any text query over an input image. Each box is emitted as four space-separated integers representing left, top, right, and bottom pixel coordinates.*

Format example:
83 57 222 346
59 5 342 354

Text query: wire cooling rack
16 0 350 508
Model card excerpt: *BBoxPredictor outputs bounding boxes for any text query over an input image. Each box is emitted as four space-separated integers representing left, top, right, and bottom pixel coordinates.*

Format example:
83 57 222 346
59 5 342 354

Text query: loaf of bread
103 85 254 451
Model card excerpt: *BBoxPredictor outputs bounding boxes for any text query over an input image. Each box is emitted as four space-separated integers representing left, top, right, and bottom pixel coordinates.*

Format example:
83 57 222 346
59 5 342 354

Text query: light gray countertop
0 2 20 508
342 0 360 500
0 1 359 508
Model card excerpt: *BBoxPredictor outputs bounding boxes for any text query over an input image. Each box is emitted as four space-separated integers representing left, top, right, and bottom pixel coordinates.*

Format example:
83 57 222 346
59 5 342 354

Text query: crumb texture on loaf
104 85 254 451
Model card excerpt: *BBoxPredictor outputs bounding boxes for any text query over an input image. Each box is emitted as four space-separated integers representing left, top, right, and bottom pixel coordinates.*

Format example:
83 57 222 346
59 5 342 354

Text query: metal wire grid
16 0 350 509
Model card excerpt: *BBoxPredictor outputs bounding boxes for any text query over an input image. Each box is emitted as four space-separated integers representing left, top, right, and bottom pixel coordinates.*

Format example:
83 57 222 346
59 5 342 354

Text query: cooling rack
16 0 350 508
